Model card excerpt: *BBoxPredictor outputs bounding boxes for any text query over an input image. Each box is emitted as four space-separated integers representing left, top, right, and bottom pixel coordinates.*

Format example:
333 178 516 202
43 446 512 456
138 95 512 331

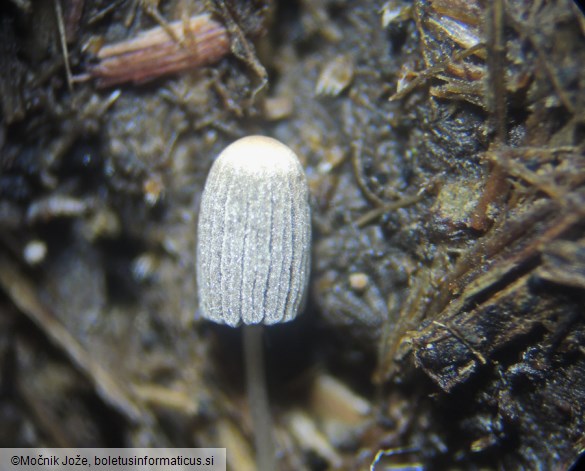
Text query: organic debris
1 0 584 469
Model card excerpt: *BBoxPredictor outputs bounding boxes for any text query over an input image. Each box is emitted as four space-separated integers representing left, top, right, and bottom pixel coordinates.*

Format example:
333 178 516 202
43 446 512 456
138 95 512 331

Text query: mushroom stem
243 325 277 471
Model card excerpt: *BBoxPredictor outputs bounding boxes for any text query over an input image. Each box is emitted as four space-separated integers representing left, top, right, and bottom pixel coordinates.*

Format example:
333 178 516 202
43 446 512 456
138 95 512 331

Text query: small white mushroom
196 135 312 471
196 135 311 327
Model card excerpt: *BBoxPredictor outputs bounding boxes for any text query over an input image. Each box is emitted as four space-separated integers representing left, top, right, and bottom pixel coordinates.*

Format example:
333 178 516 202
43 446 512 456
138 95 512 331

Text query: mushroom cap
196 136 311 326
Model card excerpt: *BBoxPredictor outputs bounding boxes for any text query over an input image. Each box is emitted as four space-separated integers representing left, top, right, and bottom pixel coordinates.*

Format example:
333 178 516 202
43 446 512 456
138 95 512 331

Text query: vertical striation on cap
196 136 311 327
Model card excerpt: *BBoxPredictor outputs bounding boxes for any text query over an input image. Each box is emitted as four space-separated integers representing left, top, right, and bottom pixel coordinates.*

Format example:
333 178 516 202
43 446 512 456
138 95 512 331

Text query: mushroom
196 135 311 470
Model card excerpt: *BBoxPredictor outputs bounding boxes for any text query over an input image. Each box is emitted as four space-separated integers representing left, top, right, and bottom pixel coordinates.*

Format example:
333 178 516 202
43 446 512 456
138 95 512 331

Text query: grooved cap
196 136 311 326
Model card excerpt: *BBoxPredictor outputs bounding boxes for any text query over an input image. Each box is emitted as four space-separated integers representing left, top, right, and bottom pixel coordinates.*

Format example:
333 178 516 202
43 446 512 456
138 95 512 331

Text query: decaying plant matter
1 0 584 469
88 12 230 87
